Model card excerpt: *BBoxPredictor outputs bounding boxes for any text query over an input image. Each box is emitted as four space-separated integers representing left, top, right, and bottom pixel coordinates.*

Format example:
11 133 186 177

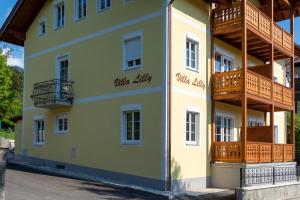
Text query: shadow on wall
171 157 190 192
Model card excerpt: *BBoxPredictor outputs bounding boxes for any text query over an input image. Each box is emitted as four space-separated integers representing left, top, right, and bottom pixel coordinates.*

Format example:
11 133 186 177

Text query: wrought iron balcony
31 79 74 108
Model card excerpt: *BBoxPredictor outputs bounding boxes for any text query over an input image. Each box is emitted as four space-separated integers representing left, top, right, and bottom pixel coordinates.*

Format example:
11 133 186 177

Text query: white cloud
7 57 24 68
1 48 24 68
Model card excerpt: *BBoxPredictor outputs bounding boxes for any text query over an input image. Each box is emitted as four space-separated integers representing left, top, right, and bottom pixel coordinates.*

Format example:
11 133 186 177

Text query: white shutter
125 37 141 63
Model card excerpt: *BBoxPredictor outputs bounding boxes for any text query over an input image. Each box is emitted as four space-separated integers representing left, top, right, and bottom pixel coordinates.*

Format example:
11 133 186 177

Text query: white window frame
121 104 142 145
74 0 87 21
33 115 46 146
185 33 199 72
122 31 143 71
274 125 279 144
185 106 200 146
38 19 46 37
215 113 235 142
96 0 111 13
53 0 65 30
55 113 69 134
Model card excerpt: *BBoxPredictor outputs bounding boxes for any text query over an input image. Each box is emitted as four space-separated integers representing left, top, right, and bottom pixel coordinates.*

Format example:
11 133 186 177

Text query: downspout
167 0 174 191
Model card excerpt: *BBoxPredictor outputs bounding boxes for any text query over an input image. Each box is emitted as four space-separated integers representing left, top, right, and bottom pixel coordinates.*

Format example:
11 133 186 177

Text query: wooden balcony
214 141 294 163
213 69 293 111
212 1 293 61
31 79 74 109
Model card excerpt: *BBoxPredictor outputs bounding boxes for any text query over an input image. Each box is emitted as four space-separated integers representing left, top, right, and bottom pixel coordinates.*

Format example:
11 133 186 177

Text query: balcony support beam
241 0 248 163
290 8 295 160
269 0 275 163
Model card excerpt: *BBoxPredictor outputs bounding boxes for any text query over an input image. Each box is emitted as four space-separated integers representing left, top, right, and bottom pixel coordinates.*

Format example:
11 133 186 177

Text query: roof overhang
0 0 46 46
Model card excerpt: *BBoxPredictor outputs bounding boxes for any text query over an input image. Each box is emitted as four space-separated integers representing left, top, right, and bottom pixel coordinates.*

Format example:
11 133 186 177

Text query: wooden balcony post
290 8 295 160
270 0 275 163
241 0 248 163
211 16 216 162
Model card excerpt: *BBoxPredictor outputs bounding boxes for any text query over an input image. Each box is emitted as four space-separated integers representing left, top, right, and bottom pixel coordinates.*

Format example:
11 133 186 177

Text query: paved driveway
5 163 234 200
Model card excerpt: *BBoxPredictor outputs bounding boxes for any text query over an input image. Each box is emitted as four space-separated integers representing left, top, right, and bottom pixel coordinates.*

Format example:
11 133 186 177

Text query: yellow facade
14 0 289 192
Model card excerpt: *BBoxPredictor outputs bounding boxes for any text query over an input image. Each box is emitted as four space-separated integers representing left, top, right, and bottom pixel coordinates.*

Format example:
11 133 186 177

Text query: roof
0 0 46 46
1 0 299 46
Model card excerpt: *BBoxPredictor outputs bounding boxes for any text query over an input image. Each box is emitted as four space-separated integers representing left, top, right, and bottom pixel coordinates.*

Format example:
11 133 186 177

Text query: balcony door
215 115 234 142
56 56 69 100
215 52 233 73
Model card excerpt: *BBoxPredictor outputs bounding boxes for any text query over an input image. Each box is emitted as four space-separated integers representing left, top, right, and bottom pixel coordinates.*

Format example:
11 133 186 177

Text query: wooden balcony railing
214 142 294 163
213 70 293 108
212 2 293 53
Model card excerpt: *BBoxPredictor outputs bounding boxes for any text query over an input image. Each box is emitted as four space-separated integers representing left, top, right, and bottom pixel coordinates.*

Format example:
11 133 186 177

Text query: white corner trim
27 11 163 60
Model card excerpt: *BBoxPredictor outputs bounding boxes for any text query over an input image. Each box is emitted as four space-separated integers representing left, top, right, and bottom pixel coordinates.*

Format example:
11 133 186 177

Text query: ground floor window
186 111 199 145
215 115 234 142
56 114 68 134
121 105 142 144
34 119 45 145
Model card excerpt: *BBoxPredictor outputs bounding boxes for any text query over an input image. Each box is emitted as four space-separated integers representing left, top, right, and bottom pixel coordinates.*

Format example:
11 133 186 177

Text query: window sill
55 131 68 135
123 65 142 71
96 7 111 15
54 26 64 31
186 66 199 73
185 143 199 147
74 16 87 23
34 143 45 146
121 141 142 146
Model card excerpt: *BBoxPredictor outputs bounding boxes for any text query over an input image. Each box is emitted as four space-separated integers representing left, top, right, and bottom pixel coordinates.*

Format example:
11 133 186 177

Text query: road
5 163 234 200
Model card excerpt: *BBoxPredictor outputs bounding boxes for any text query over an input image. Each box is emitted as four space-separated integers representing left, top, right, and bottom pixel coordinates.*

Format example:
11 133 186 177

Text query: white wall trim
172 86 209 100
23 86 162 112
27 11 163 60
172 9 207 33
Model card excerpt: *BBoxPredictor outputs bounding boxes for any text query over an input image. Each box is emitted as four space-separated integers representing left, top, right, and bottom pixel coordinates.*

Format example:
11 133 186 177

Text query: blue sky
0 1 299 68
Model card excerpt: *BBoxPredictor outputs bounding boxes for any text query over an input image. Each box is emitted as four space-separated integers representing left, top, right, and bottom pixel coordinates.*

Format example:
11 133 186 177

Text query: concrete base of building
211 162 297 189
172 176 211 193
16 155 167 191
236 182 300 200
14 155 211 193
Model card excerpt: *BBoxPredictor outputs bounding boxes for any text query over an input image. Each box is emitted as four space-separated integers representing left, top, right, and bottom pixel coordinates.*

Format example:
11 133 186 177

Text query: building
1 0 300 193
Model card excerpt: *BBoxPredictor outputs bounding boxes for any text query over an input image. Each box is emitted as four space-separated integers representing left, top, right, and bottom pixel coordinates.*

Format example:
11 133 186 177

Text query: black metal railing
240 166 299 188
31 79 74 107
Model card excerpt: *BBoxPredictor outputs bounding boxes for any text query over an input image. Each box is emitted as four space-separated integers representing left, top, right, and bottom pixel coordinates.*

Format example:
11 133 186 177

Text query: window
186 39 199 71
215 52 234 73
215 115 234 142
274 76 278 83
186 112 199 145
248 120 263 127
274 125 278 144
56 115 68 133
56 56 69 100
34 119 45 145
54 2 65 29
38 21 46 36
123 34 142 70
97 0 111 12
74 0 87 20
123 110 141 143
59 58 69 81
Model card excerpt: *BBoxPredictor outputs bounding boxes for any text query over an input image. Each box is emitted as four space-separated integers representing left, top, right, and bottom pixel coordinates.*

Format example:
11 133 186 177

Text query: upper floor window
123 32 142 70
186 38 199 71
38 20 46 36
54 2 65 29
74 0 87 20
97 0 111 13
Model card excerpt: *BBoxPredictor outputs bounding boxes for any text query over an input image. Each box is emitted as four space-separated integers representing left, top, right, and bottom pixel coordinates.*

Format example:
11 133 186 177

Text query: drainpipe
167 0 174 192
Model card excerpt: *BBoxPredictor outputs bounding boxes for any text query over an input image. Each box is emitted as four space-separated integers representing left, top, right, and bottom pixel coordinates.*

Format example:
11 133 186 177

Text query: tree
287 112 300 163
0 49 14 124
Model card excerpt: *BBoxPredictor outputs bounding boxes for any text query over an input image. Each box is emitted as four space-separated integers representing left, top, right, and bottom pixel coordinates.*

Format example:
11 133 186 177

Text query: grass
0 131 15 140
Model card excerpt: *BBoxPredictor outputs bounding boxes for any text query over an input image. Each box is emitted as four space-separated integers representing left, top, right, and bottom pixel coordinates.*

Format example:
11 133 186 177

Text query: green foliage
0 131 15 140
287 113 300 163
0 49 23 125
